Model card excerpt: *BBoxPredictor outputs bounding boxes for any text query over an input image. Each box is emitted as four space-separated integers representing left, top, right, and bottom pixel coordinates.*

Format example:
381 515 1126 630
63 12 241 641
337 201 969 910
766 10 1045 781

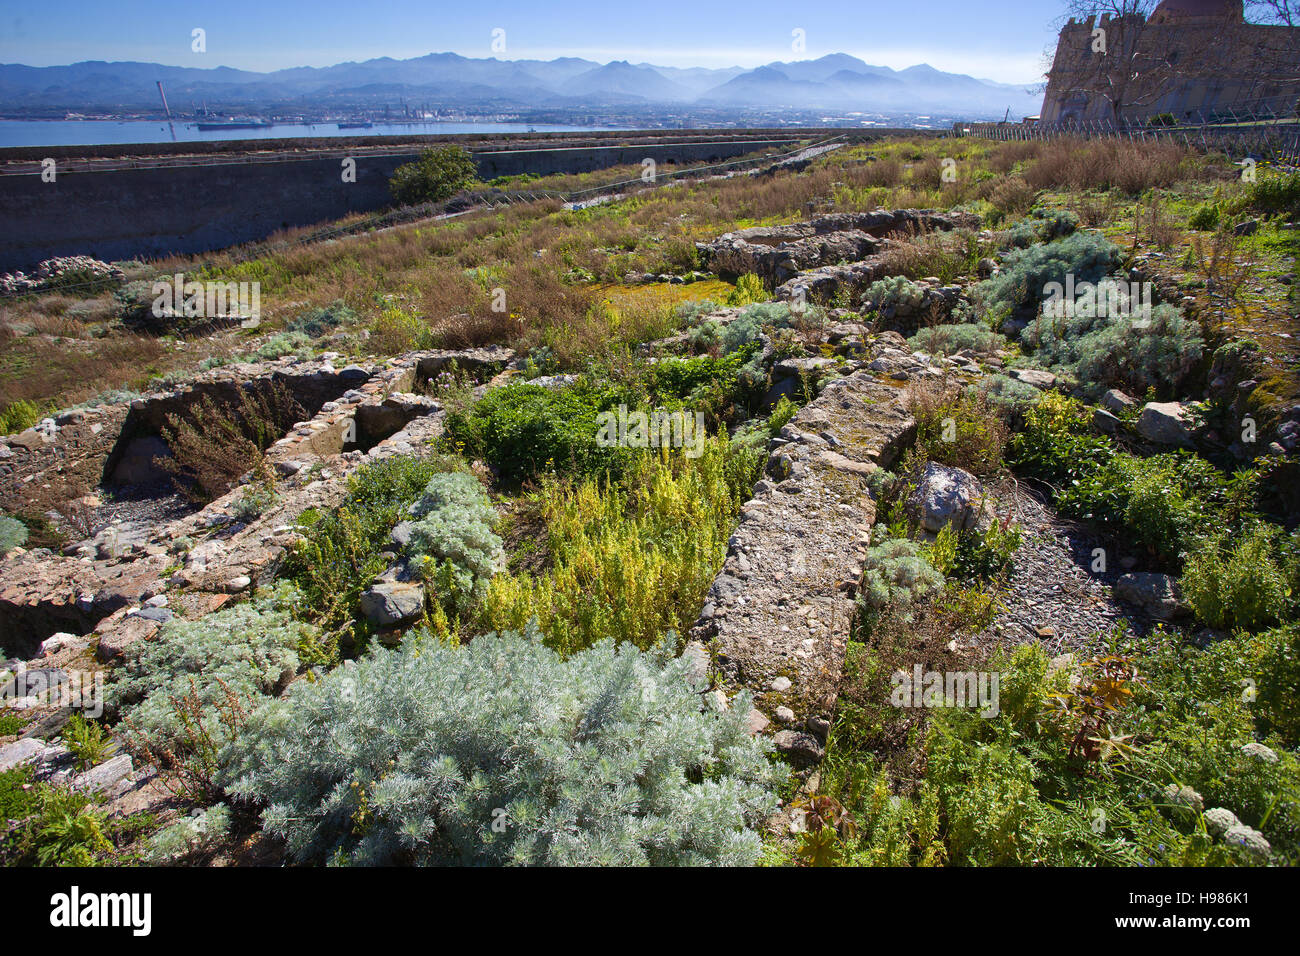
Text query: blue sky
0 0 1066 84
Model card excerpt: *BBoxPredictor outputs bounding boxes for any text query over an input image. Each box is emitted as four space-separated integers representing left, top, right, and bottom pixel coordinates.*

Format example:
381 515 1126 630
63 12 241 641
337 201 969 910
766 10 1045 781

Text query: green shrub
288 300 357 337
1000 220 1039 249
861 275 927 318
689 301 821 359
141 805 232 864
62 714 110 772
822 638 1297 866
925 521 1021 585
368 303 434 352
2 785 112 866
110 585 311 796
287 507 386 661
285 454 463 657
1021 293 1203 398
1189 203 1221 231
389 146 479 206
729 396 797 452
976 231 1125 322
1131 636 1300 861
0 713 27 736
0 515 29 556
916 718 1051 865
1180 524 1291 632
953 522 1021 582
480 436 759 654
644 349 757 425
905 382 1009 477
726 273 767 307
220 630 781 866
444 379 633 483
405 473 505 616
1007 394 1251 564
1232 624 1300 744
343 453 462 521
229 478 280 523
1243 171 1300 217
674 299 720 324
1001 208 1081 249
250 331 310 361
767 395 798 433
1029 207 1080 241
859 536 945 625
112 279 157 327
522 345 559 377
982 374 1044 414
1057 450 1236 562
1007 392 1116 484
0 766 37 821
656 237 701 274
908 323 1005 357
0 399 46 435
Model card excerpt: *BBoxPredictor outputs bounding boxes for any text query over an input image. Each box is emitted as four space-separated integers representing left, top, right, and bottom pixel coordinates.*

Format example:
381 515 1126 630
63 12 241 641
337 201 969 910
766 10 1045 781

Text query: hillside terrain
0 52 1039 120
0 134 1298 867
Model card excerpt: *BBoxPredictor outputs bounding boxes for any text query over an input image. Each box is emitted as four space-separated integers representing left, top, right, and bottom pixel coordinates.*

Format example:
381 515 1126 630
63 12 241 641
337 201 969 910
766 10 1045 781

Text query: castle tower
1149 0 1244 24
1039 0 1296 125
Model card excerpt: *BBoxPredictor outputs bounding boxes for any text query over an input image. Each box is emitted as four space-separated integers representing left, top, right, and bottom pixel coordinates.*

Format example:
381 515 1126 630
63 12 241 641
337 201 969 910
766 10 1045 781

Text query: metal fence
957 107 1300 167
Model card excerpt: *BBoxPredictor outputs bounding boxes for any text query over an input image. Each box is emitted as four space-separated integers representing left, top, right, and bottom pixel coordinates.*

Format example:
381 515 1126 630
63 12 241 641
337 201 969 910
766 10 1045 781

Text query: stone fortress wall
0 133 802 273
1040 0 1300 124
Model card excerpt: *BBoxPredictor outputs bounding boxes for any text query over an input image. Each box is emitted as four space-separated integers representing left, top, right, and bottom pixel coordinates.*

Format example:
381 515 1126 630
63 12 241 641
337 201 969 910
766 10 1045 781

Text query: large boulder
1101 389 1137 415
1136 402 1194 446
71 754 134 795
772 730 825 769
2 667 67 699
0 738 54 772
359 581 425 628
1009 367 1057 390
1114 572 1184 620
907 462 984 533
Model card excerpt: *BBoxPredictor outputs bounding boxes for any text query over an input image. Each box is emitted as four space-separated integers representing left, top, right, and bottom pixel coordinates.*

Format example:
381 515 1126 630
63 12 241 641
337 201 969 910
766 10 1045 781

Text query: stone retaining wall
691 368 916 766
0 347 514 660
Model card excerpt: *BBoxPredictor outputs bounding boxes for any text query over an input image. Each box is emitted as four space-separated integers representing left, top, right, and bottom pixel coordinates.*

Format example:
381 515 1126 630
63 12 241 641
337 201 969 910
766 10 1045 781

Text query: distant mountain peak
0 51 1042 122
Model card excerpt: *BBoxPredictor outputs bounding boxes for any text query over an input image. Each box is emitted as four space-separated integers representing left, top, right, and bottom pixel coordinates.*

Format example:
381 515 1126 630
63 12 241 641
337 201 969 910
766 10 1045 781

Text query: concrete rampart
0 137 794 270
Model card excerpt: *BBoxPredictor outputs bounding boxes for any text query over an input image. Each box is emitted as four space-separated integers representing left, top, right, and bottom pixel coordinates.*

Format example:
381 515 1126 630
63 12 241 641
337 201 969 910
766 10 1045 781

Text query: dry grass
1076 191 1122 227
859 157 904 188
0 331 169 409
1140 197 1181 251
902 376 1010 478
161 381 303 502
51 482 101 540
0 134 1246 415
1190 229 1257 316
985 176 1037 219
1021 137 1209 194
987 140 1042 175
876 227 988 285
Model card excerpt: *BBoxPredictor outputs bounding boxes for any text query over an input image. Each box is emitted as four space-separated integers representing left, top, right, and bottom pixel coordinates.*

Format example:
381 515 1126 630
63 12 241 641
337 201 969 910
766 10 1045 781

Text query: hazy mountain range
0 52 1041 118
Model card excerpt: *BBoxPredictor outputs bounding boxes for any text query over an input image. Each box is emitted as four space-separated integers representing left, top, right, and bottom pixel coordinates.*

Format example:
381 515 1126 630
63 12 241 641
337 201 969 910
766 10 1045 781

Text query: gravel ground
87 482 195 537
972 479 1148 656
